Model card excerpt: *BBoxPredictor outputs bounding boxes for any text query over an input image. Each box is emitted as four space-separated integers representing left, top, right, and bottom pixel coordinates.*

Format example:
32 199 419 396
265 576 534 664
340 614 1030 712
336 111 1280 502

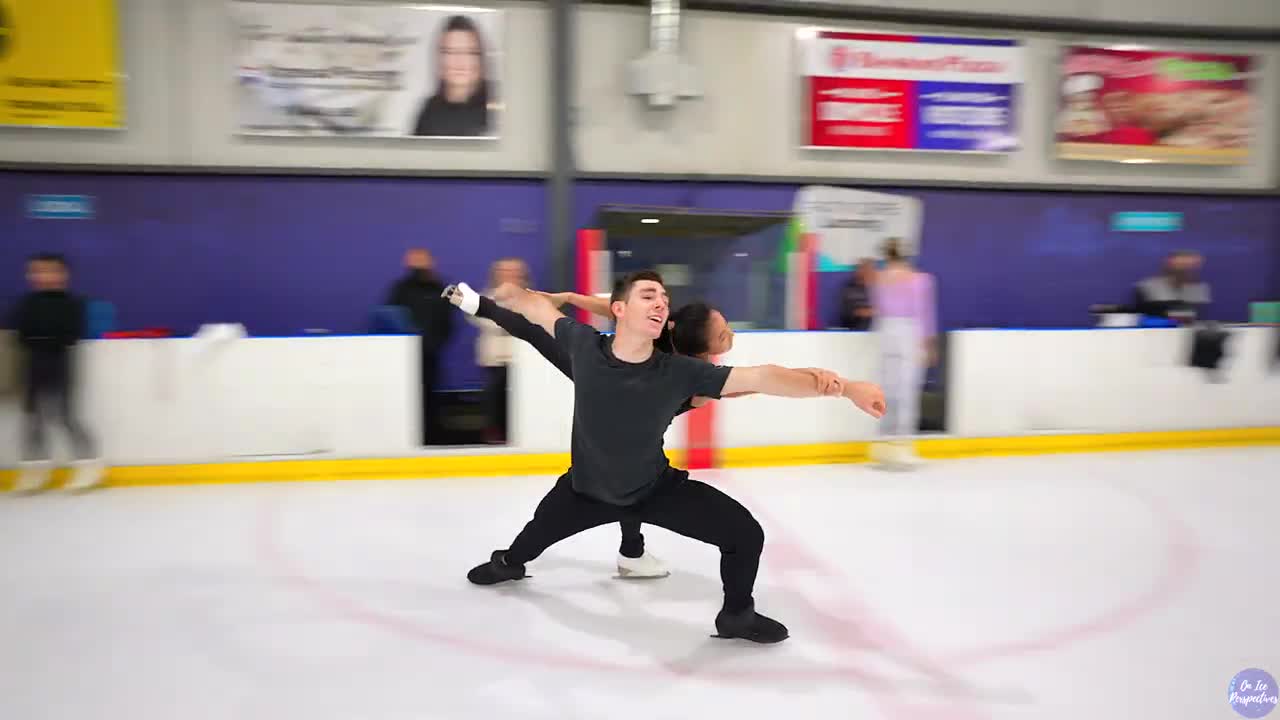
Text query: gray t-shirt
555 315 731 505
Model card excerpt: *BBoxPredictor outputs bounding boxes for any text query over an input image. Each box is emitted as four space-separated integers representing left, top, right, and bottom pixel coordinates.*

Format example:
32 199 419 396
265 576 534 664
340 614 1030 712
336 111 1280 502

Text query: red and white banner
798 30 1023 152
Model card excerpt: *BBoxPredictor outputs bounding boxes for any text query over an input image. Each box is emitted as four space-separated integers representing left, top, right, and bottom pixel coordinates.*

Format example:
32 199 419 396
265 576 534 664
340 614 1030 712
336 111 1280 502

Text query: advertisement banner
797 30 1022 152
1056 46 1255 165
0 1 123 128
231 1 502 138
792 186 923 272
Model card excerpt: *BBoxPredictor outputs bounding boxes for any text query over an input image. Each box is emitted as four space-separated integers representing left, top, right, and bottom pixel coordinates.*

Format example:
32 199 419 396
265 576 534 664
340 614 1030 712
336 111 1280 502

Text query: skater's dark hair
883 238 908 262
610 270 666 306
660 302 716 357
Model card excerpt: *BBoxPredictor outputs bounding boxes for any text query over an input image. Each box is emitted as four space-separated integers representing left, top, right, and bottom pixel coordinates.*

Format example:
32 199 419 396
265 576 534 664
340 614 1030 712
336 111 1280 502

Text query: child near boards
6 254 103 492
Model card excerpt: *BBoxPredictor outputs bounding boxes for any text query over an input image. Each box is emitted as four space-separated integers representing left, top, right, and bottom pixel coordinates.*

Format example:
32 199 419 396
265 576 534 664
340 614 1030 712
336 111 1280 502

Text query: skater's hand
844 381 886 419
804 369 844 397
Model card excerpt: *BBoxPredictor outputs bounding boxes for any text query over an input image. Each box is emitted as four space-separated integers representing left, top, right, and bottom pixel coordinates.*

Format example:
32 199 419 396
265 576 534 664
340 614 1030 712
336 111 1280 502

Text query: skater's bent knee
738 516 765 555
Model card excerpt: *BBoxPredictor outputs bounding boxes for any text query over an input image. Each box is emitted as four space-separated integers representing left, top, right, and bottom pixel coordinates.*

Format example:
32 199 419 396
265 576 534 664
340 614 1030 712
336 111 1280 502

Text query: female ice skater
869 238 937 470
454 271 885 644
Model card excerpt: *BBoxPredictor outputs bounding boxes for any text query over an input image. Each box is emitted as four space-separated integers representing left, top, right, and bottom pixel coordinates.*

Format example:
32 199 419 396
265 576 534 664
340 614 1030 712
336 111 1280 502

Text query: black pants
420 341 440 445
23 351 96 461
477 297 647 558
505 472 764 612
484 365 508 439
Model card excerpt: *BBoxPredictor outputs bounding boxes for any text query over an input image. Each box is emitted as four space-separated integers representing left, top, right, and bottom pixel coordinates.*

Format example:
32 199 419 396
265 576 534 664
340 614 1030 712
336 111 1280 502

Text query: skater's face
614 279 669 339
704 310 734 356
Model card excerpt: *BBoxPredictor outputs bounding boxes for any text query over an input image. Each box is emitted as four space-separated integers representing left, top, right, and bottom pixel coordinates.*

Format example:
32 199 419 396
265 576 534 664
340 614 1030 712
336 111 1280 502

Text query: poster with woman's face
232 2 502 139
401 7 502 138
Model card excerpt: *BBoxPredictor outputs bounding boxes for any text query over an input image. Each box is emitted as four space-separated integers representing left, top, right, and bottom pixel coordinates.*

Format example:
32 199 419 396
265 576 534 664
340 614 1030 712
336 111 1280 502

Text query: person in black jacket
837 259 875 331
1133 250 1211 323
7 253 102 492
387 249 455 444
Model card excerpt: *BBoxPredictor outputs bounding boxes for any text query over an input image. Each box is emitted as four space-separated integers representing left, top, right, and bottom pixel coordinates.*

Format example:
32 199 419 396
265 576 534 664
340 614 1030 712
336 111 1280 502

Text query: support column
549 0 575 290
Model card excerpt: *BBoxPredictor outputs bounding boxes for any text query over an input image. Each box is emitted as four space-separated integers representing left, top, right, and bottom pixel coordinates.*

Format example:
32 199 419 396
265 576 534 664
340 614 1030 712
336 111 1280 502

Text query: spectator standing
837 258 876 331
869 239 937 470
470 258 529 443
387 249 455 444
7 253 103 492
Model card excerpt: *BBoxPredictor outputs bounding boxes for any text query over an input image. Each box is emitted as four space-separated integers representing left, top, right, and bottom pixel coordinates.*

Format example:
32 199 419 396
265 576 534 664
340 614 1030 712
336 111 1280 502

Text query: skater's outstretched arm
492 283 566 337
539 291 611 320
444 283 574 380
721 365 886 418
477 295 574 380
668 355 884 419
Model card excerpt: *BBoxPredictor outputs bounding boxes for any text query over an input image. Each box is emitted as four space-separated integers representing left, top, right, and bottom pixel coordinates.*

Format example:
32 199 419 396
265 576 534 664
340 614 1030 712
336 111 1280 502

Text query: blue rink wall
2 172 1278 390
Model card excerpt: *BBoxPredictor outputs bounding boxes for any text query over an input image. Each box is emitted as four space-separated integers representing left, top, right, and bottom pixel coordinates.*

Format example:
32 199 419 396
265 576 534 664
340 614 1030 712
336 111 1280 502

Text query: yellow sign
0 0 123 128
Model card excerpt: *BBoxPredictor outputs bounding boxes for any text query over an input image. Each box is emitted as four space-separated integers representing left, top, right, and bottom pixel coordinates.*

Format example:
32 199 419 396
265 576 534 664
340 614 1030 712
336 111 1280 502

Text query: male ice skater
466 271 886 643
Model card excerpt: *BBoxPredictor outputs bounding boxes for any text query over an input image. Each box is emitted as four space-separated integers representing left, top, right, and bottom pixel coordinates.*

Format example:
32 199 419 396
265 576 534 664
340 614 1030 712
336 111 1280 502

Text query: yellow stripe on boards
1 428 1277 491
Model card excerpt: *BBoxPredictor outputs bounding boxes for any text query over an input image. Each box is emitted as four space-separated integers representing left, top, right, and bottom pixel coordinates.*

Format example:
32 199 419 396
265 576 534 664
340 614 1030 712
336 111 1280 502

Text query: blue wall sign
1111 211 1182 232
26 194 95 220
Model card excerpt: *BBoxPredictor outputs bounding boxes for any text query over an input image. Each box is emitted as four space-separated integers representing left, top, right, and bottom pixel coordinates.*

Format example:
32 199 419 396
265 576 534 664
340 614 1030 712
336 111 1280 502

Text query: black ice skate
467 550 528 585
713 602 789 644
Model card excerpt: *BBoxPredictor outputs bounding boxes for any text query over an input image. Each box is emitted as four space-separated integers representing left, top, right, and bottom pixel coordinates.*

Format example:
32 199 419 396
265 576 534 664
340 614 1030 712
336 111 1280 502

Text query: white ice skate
616 551 670 579
13 460 53 493
65 458 105 492
894 441 924 470
873 440 922 471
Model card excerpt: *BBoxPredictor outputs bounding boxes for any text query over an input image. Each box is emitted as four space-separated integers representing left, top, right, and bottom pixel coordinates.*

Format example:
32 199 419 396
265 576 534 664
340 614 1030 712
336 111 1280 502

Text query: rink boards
1 327 1278 487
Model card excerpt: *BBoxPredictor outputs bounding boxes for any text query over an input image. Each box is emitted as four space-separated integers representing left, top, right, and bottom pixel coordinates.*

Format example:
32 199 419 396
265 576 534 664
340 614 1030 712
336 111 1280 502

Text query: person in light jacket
470 258 529 443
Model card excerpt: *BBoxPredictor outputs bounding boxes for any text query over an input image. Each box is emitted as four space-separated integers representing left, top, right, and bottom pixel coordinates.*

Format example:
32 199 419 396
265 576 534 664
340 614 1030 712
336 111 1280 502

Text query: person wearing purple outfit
869 238 937 469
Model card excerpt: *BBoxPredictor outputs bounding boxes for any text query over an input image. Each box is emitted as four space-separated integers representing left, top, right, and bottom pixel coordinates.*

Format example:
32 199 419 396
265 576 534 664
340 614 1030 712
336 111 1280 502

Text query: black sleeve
387 278 411 308
553 315 599 357
8 296 31 344
67 297 87 344
674 398 696 416
1132 284 1150 315
478 296 573 380
668 354 732 400
436 296 455 342
1133 283 1170 317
